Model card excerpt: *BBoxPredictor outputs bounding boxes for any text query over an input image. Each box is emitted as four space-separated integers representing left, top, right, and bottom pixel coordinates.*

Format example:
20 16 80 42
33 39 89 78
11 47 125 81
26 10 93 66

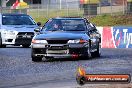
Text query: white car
0 13 39 48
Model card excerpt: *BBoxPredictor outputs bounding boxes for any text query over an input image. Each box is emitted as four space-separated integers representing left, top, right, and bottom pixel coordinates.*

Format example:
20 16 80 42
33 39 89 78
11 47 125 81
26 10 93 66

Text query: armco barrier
97 27 132 48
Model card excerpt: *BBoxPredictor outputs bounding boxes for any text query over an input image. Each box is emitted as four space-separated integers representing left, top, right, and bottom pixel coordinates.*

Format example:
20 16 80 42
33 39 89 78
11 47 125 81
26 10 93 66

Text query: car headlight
32 39 48 44
3 30 16 35
68 39 87 44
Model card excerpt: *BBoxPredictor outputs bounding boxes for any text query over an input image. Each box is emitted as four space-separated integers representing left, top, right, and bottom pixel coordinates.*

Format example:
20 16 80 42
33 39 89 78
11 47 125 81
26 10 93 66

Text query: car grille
15 32 34 45
17 32 34 38
47 40 68 44
46 50 68 54
48 45 68 50
15 38 32 45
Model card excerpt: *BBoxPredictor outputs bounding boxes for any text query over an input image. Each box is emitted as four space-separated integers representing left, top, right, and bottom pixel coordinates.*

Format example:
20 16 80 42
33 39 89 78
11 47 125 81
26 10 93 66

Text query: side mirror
92 24 96 27
34 28 40 32
37 22 41 27
89 27 97 33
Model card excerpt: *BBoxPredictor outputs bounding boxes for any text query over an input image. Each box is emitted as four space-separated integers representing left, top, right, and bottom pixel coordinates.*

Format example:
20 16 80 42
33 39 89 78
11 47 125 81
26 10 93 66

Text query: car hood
35 31 89 40
1 25 38 32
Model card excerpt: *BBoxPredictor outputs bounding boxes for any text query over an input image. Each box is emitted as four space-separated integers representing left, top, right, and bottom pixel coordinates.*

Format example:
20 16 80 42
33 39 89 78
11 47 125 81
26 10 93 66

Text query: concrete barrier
97 27 132 48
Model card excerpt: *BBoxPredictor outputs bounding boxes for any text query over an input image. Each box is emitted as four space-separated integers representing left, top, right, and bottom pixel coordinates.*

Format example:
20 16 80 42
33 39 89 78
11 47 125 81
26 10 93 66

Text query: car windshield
2 15 36 25
42 19 87 31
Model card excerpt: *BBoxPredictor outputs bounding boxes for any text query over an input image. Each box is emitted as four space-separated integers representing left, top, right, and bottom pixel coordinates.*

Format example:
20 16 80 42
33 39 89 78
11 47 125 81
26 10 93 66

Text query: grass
89 14 132 26
28 9 84 24
28 9 132 26
33 17 49 24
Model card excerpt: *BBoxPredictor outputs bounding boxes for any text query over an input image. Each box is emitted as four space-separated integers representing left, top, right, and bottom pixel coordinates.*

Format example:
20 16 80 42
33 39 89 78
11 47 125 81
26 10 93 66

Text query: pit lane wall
96 27 132 48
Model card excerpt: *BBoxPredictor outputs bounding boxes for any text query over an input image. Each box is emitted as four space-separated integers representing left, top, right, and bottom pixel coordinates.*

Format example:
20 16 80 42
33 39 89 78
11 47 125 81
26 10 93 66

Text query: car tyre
31 51 42 62
22 45 30 48
0 44 6 48
92 43 101 57
32 56 43 62
0 45 6 48
1 45 6 48
0 38 6 48
82 47 92 60
82 40 92 59
87 48 92 58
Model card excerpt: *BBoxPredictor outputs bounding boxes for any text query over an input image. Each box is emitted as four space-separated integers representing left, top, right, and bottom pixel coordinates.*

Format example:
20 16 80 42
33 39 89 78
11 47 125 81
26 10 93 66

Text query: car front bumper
31 43 89 58
1 32 34 45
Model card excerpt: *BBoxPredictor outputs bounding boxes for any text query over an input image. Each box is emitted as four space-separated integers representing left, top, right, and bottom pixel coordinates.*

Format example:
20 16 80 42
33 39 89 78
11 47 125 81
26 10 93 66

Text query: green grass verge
89 15 132 26
33 17 49 25
33 14 132 26
28 9 83 25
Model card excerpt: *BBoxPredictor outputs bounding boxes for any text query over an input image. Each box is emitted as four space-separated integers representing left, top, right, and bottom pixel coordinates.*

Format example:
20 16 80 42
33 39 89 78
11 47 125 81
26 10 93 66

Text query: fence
0 0 131 18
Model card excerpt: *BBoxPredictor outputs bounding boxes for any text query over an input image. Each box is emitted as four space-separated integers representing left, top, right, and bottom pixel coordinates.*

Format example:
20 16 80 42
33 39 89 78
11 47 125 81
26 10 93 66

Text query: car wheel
0 39 6 48
0 38 1 46
44 57 52 61
32 56 43 62
22 45 30 48
81 40 92 59
82 48 92 59
87 47 92 58
1 45 6 48
31 51 42 62
92 43 101 57
0 44 6 48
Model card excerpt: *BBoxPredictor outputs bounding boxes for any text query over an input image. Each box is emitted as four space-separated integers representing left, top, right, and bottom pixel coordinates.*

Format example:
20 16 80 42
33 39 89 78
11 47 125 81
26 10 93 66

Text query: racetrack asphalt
0 47 132 88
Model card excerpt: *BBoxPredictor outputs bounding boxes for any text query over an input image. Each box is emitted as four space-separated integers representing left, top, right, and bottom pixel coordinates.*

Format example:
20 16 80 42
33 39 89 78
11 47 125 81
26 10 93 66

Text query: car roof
52 17 85 20
2 13 29 16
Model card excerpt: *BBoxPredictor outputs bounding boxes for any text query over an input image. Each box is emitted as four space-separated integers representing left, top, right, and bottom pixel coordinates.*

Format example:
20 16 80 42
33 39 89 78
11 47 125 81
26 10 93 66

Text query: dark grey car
31 17 101 62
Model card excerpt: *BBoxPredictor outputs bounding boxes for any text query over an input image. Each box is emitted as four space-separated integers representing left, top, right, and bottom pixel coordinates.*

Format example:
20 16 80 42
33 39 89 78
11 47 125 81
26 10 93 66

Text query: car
0 32 2 46
31 17 101 62
0 13 39 48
